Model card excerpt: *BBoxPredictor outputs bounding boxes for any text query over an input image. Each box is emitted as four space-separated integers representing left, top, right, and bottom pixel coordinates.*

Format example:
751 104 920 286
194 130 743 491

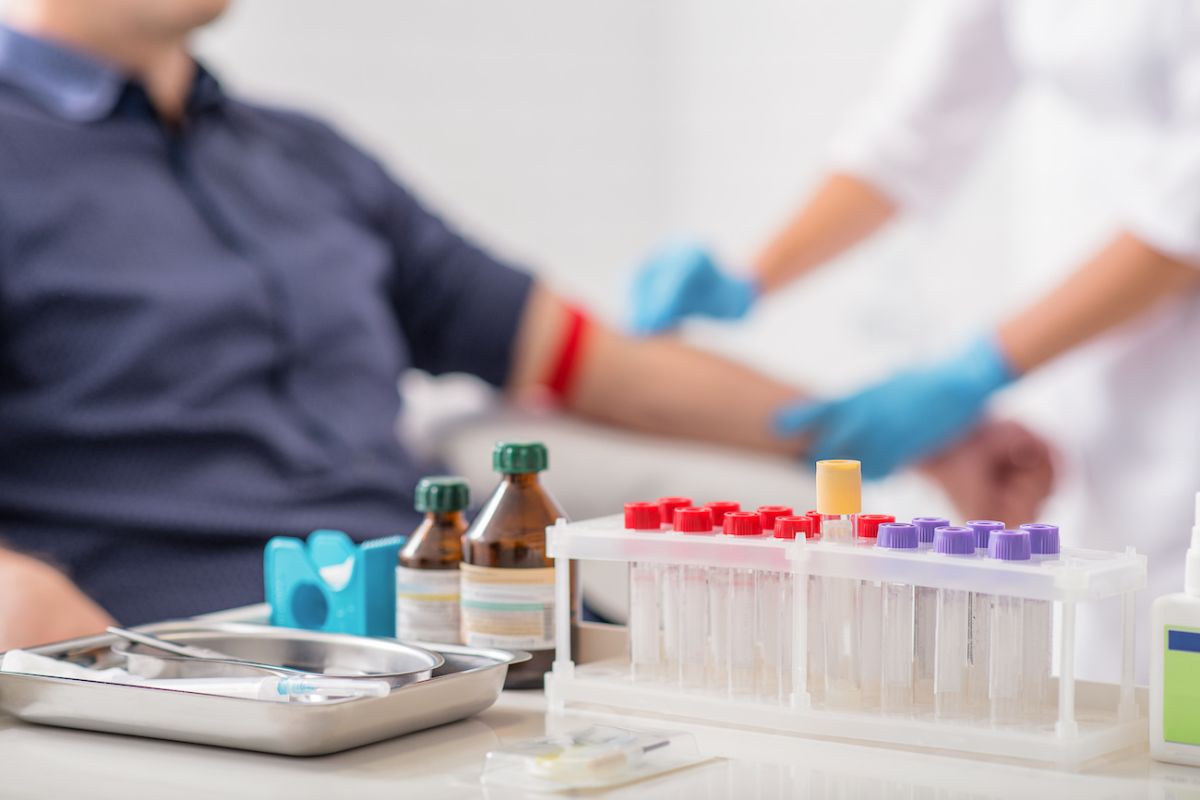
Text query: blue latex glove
630 241 758 334
775 336 1018 480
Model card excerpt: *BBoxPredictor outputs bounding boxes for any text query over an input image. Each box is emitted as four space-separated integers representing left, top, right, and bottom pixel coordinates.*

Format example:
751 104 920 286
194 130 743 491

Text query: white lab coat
831 0 1200 682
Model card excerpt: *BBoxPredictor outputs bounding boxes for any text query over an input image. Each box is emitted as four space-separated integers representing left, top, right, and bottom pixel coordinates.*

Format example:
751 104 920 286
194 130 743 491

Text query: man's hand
920 419 1055 526
0 550 114 650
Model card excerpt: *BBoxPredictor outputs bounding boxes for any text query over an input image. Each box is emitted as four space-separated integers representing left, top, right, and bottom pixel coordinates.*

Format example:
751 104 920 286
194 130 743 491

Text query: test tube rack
544 515 1147 767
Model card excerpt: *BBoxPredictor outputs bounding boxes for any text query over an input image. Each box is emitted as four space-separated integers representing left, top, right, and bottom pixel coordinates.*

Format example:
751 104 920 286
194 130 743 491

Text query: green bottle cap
414 476 470 513
492 441 548 474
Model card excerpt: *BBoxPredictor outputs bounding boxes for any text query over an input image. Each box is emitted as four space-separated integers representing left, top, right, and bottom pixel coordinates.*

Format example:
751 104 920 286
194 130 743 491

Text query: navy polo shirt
0 27 533 623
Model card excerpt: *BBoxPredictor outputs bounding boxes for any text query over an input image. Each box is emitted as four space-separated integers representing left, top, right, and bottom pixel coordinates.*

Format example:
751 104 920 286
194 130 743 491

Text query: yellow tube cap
815 459 862 515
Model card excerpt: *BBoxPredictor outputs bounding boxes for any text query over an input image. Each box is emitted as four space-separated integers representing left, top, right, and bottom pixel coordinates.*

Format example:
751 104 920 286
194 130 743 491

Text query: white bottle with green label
1151 491 1200 765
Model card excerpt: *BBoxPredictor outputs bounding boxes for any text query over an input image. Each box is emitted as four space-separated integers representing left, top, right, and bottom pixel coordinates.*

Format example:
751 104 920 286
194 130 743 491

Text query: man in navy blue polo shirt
0 0 1053 647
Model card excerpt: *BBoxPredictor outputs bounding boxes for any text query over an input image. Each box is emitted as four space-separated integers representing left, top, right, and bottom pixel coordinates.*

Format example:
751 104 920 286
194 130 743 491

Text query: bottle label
1164 625 1200 744
460 563 556 651
394 566 461 643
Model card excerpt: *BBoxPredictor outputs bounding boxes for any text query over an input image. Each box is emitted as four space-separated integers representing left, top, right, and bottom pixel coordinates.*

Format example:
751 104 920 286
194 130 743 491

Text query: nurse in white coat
631 0 1200 680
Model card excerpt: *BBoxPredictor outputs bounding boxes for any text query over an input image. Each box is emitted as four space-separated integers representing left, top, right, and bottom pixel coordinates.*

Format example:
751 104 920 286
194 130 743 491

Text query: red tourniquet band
545 305 589 401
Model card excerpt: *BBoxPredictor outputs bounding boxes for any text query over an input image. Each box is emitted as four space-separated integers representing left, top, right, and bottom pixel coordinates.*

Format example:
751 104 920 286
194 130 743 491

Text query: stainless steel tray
111 622 444 687
0 622 529 756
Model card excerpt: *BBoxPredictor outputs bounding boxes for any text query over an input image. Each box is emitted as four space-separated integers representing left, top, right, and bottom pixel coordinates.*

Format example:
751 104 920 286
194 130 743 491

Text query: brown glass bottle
395 476 469 643
461 442 566 689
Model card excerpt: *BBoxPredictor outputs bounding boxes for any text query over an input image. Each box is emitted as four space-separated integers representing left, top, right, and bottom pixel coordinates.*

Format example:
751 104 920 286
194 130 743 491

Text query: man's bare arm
509 285 806 457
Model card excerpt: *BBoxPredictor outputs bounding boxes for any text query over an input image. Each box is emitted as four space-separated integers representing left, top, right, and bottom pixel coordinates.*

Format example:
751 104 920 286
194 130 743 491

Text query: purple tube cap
877 522 918 550
966 519 1004 549
933 526 975 555
1021 523 1060 556
912 516 950 544
988 529 1032 561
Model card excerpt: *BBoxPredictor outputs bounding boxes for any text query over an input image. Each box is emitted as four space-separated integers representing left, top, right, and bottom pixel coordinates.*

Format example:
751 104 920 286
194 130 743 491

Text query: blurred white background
192 0 1027 397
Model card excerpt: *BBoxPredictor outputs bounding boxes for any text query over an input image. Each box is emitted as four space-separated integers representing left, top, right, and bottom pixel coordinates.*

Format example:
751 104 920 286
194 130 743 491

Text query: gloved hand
775 336 1017 480
630 241 758 334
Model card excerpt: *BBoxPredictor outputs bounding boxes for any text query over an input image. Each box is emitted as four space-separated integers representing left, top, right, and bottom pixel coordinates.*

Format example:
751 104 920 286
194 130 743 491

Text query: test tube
656 497 693 684
1021 523 1060 720
875 523 918 713
755 506 792 703
673 506 714 690
625 502 664 681
778 515 819 703
724 511 762 697
988 529 1031 725
856 514 894 710
705 502 740 694
966 519 1003 712
773 515 808 704
815 460 863 708
912 517 948 708
932 526 975 718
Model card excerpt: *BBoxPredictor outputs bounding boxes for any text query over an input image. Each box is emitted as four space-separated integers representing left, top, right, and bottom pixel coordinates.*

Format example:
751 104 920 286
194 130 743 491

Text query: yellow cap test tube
815 459 862 516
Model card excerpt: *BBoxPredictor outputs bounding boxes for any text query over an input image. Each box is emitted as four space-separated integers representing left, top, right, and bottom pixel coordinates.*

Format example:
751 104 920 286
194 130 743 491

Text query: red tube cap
775 515 815 540
624 501 662 531
704 501 741 524
757 505 794 533
658 496 692 526
805 510 823 539
723 510 762 536
674 507 714 533
857 513 896 540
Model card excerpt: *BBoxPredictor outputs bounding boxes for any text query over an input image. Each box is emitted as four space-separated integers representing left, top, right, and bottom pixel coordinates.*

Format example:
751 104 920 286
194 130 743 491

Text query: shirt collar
0 25 223 122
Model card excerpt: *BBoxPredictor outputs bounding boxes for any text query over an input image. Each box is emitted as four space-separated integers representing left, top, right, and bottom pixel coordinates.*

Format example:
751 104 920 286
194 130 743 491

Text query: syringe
137 675 390 701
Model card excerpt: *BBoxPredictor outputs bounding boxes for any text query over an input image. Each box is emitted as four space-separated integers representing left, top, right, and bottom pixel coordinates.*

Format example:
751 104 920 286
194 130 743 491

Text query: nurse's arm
750 0 1019 293
0 548 114 650
509 285 807 457
998 232 1200 374
752 172 897 292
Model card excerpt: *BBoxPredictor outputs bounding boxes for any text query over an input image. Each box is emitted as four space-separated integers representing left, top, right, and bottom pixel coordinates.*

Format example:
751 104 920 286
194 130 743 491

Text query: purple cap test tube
912 517 950 550
967 519 1004 552
933 526 975 556
1021 523 1060 560
988 529 1032 561
986 529 1031 724
877 522 918 550
932 526 975 717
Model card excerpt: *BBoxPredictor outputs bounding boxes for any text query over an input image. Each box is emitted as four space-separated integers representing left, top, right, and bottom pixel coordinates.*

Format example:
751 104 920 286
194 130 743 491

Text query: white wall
195 1 672 307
